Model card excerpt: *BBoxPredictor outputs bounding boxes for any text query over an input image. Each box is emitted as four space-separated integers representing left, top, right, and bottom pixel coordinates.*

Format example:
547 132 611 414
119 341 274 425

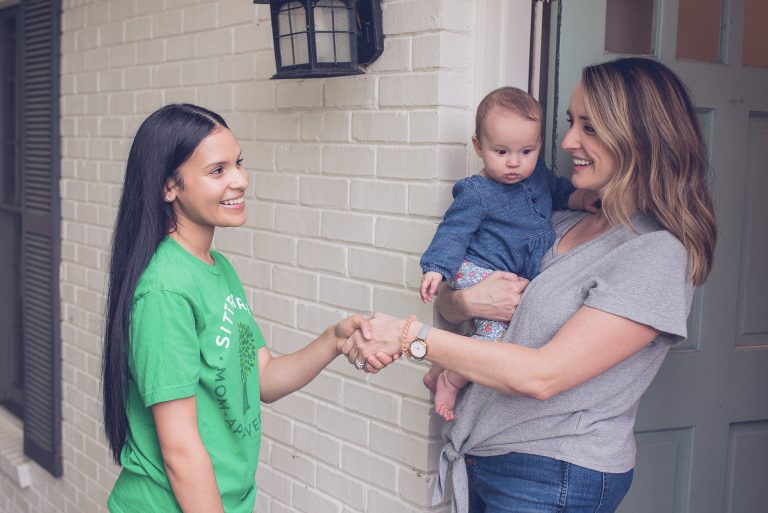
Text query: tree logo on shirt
238 321 257 415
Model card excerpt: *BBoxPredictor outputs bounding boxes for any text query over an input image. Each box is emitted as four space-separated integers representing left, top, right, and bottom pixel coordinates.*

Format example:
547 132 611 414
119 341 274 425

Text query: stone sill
0 407 32 489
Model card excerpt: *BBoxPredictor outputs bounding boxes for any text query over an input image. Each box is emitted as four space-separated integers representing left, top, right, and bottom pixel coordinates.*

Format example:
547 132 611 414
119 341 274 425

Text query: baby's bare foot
434 372 459 421
436 404 455 421
423 369 439 392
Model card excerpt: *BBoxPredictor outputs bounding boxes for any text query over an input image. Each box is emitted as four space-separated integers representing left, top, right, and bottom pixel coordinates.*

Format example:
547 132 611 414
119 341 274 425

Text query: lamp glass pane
605 0 655 55
316 32 335 62
293 33 309 64
676 0 723 62
278 7 291 35
314 0 353 63
743 0 768 67
334 32 352 62
314 2 333 31
278 2 306 36
315 0 351 32
290 2 306 32
279 35 295 66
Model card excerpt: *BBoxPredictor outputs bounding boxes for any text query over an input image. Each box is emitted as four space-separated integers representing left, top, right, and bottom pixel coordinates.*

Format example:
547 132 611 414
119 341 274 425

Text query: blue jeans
466 452 633 513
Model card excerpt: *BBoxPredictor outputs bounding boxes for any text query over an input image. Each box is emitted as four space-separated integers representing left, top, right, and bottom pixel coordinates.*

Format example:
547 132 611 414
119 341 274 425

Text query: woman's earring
165 194 174 202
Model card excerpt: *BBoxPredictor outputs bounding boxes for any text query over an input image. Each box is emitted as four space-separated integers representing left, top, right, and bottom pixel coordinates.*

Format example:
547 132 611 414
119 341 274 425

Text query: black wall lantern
253 0 384 79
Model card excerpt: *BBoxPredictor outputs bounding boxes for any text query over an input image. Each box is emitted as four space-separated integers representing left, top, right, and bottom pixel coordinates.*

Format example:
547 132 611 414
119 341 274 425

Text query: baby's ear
471 134 483 156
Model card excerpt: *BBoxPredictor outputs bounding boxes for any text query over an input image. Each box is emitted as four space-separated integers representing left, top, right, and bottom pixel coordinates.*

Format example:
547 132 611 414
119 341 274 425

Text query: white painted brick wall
323 145 376 176
0 0 486 512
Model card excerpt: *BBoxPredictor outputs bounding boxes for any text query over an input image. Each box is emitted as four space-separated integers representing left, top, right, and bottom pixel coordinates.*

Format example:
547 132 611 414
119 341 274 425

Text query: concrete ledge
0 408 32 489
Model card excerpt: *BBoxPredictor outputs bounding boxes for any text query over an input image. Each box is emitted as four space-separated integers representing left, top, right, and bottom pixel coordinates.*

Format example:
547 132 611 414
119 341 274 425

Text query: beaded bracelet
400 314 417 357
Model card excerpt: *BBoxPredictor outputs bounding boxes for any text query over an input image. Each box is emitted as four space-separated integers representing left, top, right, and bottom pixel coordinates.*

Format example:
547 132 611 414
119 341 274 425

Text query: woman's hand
348 313 408 365
435 271 529 324
332 314 398 373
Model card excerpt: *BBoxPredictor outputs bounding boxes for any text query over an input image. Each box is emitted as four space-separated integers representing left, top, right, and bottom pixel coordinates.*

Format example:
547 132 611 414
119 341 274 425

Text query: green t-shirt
108 237 266 513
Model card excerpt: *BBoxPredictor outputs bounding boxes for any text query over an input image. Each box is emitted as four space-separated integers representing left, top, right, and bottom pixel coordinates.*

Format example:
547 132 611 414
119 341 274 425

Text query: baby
420 87 595 421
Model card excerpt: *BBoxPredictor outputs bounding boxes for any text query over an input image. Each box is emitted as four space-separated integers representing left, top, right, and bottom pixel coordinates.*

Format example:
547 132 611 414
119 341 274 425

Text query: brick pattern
1 0 478 512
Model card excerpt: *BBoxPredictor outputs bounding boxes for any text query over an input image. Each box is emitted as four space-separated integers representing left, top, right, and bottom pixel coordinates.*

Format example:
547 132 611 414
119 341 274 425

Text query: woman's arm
258 315 372 403
362 306 659 400
153 397 225 513
433 271 529 324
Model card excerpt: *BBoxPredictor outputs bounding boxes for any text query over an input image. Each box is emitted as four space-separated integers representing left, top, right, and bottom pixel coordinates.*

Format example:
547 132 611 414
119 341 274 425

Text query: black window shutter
20 0 62 477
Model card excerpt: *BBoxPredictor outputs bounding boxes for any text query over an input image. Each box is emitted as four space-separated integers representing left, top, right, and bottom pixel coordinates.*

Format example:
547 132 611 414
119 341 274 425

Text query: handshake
332 312 415 374
328 272 527 421
333 312 462 422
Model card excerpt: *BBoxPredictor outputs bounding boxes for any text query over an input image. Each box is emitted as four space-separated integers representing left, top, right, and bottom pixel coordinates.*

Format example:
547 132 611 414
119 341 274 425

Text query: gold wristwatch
407 323 430 360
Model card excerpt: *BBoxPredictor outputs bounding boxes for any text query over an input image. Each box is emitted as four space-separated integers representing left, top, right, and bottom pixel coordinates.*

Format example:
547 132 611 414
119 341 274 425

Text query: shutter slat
21 0 62 478
26 173 52 183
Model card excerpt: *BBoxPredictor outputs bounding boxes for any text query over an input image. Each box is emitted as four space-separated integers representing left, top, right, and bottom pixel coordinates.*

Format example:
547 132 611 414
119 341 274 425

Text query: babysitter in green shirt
102 104 381 513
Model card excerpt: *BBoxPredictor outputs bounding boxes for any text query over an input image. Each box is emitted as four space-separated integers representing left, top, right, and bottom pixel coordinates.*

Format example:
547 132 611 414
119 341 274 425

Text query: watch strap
417 322 431 342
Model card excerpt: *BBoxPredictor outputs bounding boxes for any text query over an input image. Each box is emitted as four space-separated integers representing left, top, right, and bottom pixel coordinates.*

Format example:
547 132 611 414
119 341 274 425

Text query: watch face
410 339 427 359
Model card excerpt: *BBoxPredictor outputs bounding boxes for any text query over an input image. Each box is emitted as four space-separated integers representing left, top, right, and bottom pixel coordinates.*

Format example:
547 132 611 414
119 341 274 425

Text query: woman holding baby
351 57 717 513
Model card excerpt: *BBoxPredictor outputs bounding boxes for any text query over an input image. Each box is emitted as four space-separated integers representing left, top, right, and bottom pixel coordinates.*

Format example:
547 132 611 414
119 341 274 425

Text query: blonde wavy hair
581 57 717 285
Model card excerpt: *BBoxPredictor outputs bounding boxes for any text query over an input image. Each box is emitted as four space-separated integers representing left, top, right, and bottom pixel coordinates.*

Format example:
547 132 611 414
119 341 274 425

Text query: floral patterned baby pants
449 259 509 340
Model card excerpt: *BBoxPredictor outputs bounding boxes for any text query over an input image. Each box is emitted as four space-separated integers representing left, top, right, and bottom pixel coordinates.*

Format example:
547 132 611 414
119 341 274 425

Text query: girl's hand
339 322 399 374
333 315 393 374
333 314 373 354
354 313 408 361
364 351 400 373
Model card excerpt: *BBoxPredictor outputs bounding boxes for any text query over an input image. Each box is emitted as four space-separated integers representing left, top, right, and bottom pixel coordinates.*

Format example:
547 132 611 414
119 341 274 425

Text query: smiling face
165 127 248 241
561 81 617 192
473 108 542 185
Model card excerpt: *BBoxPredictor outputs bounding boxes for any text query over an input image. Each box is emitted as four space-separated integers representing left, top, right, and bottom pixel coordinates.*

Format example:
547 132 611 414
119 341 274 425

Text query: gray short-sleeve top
433 210 695 513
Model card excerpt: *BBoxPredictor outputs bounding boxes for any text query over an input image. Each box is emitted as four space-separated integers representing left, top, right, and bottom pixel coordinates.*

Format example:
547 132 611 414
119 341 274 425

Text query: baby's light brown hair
475 87 543 141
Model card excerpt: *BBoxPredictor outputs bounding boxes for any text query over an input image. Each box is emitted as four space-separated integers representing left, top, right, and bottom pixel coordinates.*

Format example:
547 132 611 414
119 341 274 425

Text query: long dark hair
102 104 228 462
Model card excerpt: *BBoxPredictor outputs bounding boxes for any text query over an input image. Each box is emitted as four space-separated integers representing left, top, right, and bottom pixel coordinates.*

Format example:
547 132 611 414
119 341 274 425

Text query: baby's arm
420 271 444 303
419 178 486 282
567 188 601 213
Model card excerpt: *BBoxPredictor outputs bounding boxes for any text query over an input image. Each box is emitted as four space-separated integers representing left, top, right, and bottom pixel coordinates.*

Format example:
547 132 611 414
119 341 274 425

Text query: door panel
738 114 768 346
546 1 768 512
724 421 768 512
626 428 694 513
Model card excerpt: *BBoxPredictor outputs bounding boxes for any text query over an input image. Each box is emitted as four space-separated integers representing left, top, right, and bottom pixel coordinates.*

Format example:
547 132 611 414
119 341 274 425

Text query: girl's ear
164 180 177 203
